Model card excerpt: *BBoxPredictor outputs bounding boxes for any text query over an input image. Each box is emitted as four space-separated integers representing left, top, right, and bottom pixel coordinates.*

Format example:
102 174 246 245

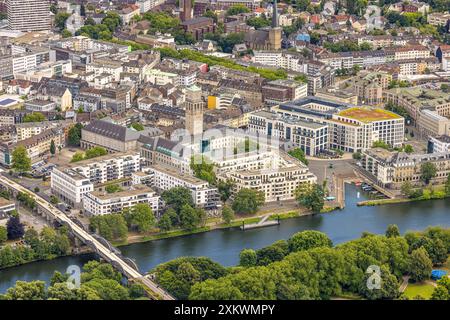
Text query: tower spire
272 0 279 28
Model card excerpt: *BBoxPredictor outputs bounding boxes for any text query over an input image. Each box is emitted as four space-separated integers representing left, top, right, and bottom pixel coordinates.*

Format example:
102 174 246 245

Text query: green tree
68 123 83 146
288 230 333 252
124 203 155 233
157 212 173 232
0 226 7 243
221 205 234 225
179 204 201 230
404 144 414 154
54 12 71 30
359 265 399 300
288 148 308 165
11 146 31 173
295 183 325 213
239 249 257 267
105 184 122 193
7 216 25 240
71 151 84 163
161 187 194 214
409 247 432 282
431 285 450 300
445 175 450 196
2 281 46 300
61 29 72 38
50 140 56 156
385 224 400 238
217 180 234 202
190 155 216 184
85 146 108 159
231 188 265 214
420 162 437 184
226 4 250 16
401 181 413 198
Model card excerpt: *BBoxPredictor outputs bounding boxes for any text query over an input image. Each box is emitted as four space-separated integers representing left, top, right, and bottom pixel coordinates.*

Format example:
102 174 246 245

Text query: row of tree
149 225 450 300
0 261 147 300
0 226 70 269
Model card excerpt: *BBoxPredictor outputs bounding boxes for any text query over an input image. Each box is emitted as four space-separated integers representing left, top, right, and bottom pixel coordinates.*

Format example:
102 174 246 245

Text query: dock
240 215 280 230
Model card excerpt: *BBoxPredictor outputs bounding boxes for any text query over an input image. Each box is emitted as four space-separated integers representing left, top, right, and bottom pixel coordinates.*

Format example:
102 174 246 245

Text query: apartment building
51 152 140 206
15 120 72 141
0 128 65 166
83 184 160 216
142 165 219 209
217 152 317 202
85 59 124 83
248 110 328 156
428 12 450 26
384 87 450 125
349 71 392 105
417 109 450 137
361 148 450 189
385 45 430 62
7 0 51 32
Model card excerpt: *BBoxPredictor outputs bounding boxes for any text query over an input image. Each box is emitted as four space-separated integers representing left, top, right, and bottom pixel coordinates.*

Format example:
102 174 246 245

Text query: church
244 0 282 51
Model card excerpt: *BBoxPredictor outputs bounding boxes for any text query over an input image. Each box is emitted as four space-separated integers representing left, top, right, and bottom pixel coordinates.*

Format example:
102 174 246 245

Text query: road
0 174 175 300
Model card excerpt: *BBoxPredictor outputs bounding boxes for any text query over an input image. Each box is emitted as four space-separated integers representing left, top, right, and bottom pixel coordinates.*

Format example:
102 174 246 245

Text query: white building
7 0 51 32
51 152 141 206
83 184 160 216
141 165 219 208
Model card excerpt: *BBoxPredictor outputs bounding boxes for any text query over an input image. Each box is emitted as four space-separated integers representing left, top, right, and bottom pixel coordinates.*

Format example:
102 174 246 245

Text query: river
1 183 449 293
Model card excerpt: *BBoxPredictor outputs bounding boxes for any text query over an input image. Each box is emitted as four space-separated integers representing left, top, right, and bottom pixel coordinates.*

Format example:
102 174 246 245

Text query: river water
1 183 449 293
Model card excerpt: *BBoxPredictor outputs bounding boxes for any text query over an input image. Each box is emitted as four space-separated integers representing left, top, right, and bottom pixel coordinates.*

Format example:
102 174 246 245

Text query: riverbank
357 193 450 207
113 205 339 247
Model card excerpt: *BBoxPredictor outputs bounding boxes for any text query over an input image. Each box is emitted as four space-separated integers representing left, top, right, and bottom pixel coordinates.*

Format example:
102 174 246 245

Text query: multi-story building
417 109 450 137
361 148 450 189
142 165 219 209
428 135 450 154
217 151 317 202
83 184 160 216
0 128 65 166
51 152 141 206
6 0 51 32
349 71 392 105
272 97 404 153
0 48 50 80
262 79 307 105
15 120 72 141
329 107 404 152
248 110 328 156
24 99 57 112
384 87 450 131
81 120 141 153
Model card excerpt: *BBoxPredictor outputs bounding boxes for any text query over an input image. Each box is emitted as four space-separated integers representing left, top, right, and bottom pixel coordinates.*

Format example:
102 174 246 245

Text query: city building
6 0 51 32
81 119 142 153
51 152 141 206
248 110 328 156
142 165 219 209
83 184 160 216
361 148 450 189
428 135 450 154
184 85 204 136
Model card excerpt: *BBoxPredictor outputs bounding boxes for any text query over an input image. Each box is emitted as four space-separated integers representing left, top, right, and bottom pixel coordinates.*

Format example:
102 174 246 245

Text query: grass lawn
403 282 435 300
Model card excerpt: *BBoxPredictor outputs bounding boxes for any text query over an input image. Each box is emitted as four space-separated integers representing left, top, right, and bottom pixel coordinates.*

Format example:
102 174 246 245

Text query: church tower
185 85 204 136
180 0 192 22
268 0 282 50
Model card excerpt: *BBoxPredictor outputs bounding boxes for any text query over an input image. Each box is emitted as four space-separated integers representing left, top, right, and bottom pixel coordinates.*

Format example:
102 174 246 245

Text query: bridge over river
0 174 175 300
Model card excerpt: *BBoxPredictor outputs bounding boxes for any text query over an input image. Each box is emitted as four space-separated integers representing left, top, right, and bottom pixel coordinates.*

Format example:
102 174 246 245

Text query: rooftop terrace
338 107 402 123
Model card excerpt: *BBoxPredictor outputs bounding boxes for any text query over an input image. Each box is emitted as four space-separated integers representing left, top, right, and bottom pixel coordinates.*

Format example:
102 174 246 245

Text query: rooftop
337 107 402 122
